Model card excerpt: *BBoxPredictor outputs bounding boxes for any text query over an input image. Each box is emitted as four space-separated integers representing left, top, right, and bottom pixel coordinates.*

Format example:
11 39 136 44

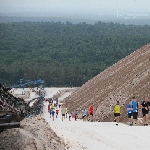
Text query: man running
74 110 78 121
141 97 150 126
48 104 50 113
65 107 68 118
82 108 87 121
126 100 133 126
59 104 61 109
61 104 66 121
51 108 55 121
68 111 72 121
56 109 59 118
49 104 53 118
89 104 94 122
51 104 55 111
132 96 140 126
114 101 121 126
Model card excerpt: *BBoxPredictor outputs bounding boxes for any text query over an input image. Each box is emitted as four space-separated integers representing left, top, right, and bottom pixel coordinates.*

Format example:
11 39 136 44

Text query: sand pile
0 116 66 150
64 43 150 122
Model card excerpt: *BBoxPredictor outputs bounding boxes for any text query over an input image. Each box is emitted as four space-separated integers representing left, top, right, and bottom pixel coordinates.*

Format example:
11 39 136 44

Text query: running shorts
82 115 86 118
132 112 138 119
128 113 133 118
142 111 149 117
62 114 65 116
114 113 120 117
90 113 93 116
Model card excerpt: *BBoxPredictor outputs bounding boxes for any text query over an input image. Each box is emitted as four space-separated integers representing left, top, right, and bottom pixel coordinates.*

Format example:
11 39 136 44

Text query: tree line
0 21 150 87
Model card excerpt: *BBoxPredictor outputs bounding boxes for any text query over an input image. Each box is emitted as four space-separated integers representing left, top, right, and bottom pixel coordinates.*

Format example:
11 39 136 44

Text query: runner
51 108 55 121
141 97 150 126
74 110 78 121
68 111 72 121
65 107 68 118
61 104 66 121
48 104 50 113
126 100 133 126
54 102 56 107
56 98 58 106
89 104 94 122
114 101 121 126
50 98 53 104
51 104 55 111
132 96 140 126
49 104 52 118
56 108 59 118
59 104 61 109
82 108 87 121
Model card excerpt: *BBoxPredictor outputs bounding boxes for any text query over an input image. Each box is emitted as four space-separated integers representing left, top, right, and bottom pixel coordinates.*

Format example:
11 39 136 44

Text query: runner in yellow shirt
114 101 121 126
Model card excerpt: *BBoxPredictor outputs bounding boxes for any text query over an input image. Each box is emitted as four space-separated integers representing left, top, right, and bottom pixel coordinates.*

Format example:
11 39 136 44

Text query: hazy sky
0 0 150 15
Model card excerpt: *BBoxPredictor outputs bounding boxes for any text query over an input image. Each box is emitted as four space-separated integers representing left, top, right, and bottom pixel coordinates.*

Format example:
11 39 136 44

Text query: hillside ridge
64 43 150 122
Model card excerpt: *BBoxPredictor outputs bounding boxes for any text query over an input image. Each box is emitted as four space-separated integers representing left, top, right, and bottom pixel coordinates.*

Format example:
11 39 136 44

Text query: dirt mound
64 43 150 122
0 116 65 150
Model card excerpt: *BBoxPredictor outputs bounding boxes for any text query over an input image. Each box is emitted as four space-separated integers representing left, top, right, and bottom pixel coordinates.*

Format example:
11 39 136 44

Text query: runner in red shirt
89 105 94 122
56 109 59 118
48 104 50 113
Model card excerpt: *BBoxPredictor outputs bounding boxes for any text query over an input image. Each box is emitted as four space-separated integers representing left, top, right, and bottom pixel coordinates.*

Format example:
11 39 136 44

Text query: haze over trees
0 21 150 87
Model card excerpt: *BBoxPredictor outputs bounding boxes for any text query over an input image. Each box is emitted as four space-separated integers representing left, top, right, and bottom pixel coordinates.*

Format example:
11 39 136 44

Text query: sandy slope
58 92 72 101
0 117 66 150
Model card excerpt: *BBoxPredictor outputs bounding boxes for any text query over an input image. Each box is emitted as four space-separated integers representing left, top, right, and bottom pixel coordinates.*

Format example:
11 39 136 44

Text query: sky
0 0 150 16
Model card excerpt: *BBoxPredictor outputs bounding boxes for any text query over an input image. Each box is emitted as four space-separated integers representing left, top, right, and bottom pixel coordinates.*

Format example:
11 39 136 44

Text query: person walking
141 97 150 126
132 96 140 126
126 100 133 126
114 101 121 126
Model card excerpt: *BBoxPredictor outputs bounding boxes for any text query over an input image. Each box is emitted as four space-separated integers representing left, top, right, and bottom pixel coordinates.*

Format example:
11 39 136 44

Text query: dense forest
0 21 150 87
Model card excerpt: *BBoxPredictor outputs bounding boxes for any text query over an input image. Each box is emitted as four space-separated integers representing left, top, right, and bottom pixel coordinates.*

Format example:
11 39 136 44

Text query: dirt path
43 88 150 150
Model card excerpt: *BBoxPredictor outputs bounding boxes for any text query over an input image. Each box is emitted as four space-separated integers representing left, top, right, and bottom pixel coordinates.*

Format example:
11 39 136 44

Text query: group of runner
47 97 60 121
61 104 94 122
47 98 94 122
47 96 150 126
114 96 150 126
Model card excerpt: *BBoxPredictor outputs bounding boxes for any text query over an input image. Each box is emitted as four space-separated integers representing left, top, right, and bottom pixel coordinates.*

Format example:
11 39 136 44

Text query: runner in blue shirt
126 100 133 126
51 108 55 121
132 96 140 126
82 109 88 121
